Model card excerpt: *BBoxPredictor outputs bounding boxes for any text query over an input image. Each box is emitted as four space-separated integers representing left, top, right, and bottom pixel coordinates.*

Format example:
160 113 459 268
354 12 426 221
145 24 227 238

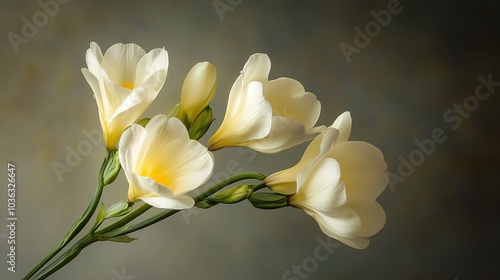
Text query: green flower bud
102 149 121 185
248 192 289 209
104 200 133 219
209 185 253 204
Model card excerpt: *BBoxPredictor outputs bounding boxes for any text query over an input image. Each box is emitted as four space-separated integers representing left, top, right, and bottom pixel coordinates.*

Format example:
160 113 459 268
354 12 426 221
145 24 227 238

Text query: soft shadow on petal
245 117 323 154
303 206 361 240
209 82 272 150
265 78 321 129
135 48 169 89
111 86 158 119
241 53 271 84
293 158 343 210
348 200 386 237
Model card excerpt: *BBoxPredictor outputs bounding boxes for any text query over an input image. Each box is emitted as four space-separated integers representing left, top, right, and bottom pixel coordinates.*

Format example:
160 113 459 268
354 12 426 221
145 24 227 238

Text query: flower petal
134 48 169 90
85 42 104 76
331 111 352 142
131 173 195 209
101 43 146 85
241 53 271 85
293 158 343 210
135 116 214 195
141 195 194 209
245 117 324 153
348 200 386 237
264 78 321 129
209 81 272 150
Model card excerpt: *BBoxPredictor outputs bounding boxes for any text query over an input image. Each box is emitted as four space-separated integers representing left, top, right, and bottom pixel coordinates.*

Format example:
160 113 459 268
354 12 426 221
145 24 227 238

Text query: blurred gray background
1 0 499 279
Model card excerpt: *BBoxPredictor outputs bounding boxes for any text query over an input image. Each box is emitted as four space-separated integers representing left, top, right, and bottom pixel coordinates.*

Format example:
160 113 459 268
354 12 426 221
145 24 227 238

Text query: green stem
23 152 111 280
32 235 98 280
251 182 267 192
99 172 265 238
29 172 266 279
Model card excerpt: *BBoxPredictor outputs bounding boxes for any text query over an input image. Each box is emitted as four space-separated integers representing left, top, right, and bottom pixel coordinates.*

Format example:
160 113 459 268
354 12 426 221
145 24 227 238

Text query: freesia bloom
118 115 214 209
208 53 324 153
265 112 388 249
82 42 169 150
177 61 217 125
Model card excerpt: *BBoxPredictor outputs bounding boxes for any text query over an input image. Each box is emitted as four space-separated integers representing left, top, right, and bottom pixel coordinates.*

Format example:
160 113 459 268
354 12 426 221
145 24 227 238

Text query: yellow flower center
122 82 135 90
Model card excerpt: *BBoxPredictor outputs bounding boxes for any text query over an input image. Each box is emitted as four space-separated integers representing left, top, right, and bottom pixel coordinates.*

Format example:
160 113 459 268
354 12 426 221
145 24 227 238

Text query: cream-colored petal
264 78 321 129
292 158 343 210
209 81 272 150
129 173 194 209
101 43 146 85
241 53 271 85
244 117 324 153
85 43 105 77
141 195 194 210
343 172 388 201
348 200 386 237
179 61 216 122
134 48 169 90
137 116 214 195
81 69 107 122
89 42 103 62
265 128 337 194
330 141 387 174
331 111 352 142
302 206 361 240
315 227 370 249
118 124 147 184
111 86 158 119
225 75 244 119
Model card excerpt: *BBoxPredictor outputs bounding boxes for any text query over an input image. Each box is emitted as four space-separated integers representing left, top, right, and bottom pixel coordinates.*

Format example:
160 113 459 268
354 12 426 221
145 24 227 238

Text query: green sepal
102 149 121 185
104 200 133 219
248 192 289 209
188 106 214 140
91 203 106 231
100 235 137 243
195 200 216 209
136 118 151 127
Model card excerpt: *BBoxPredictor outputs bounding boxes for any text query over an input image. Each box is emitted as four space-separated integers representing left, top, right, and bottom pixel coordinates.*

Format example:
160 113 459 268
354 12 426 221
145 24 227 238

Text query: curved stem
32 235 98 280
251 182 267 192
23 153 111 280
99 172 266 238
28 171 266 279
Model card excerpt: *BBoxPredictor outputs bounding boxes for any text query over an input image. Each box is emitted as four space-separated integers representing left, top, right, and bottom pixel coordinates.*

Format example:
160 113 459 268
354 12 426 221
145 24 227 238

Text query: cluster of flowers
82 42 388 249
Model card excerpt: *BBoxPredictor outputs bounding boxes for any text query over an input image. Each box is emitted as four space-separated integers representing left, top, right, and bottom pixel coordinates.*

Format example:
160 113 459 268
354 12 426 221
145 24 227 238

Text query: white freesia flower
208 53 324 153
265 112 388 249
82 42 169 150
177 61 217 124
118 115 214 209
